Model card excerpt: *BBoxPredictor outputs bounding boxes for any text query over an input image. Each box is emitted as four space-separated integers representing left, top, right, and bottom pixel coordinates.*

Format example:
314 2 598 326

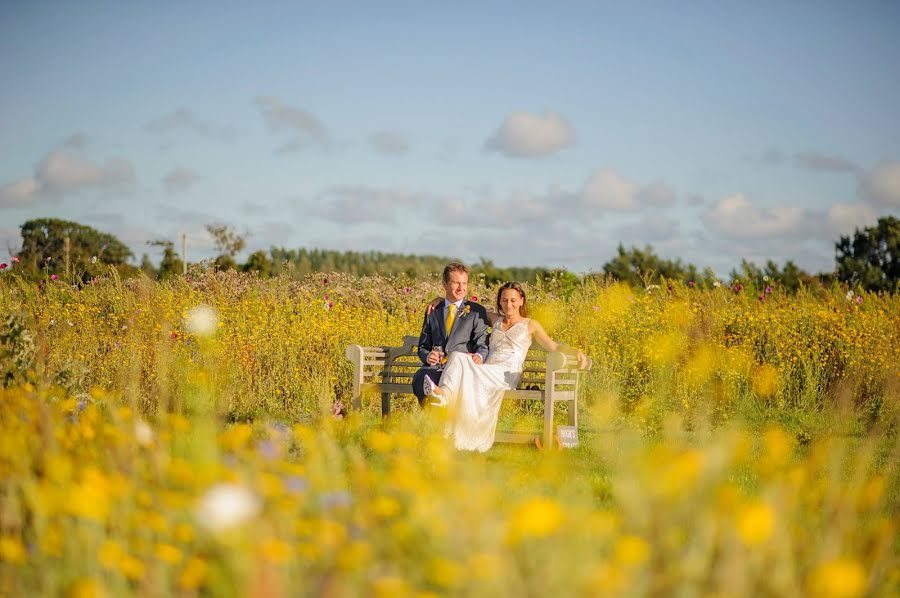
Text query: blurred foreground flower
195 483 260 532
185 304 219 337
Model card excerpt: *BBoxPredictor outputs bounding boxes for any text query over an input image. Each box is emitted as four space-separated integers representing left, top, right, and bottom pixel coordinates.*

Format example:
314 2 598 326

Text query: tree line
3 216 898 292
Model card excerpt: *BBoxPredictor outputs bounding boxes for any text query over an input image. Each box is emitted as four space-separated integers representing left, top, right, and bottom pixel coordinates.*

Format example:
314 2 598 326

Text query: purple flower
404 287 411 294
765 286 773 295
0 263 7 270
732 283 743 293
284 475 309 494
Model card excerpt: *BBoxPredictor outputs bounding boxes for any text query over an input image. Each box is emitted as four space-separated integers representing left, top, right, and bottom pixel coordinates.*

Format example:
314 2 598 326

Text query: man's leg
412 366 443 406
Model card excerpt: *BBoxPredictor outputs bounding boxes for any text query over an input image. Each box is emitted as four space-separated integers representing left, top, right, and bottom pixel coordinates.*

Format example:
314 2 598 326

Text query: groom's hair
442 262 469 283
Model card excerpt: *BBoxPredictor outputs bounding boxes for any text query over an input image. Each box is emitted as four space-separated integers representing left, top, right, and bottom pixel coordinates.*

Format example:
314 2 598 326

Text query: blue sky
2 1 899 274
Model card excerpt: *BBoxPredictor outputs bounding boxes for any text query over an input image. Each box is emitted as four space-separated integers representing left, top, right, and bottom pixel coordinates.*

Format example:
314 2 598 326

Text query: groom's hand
427 350 441 365
470 353 483 364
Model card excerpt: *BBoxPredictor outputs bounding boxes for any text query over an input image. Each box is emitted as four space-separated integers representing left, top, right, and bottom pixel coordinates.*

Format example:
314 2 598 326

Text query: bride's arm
528 320 588 369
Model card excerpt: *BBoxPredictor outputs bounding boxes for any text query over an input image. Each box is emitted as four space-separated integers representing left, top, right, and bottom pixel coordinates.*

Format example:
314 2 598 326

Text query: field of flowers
1 268 898 596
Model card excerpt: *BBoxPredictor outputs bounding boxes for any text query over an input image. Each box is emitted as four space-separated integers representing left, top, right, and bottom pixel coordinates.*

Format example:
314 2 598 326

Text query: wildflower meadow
1 268 898 596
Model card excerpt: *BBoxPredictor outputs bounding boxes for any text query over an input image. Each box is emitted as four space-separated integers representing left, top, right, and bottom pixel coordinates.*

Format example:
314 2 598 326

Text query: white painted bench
345 335 591 449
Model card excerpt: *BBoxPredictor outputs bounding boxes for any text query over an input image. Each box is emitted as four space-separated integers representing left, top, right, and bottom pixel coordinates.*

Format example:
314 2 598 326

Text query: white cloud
144 108 235 141
308 186 431 223
703 194 805 238
793 151 858 173
35 151 134 195
826 202 877 235
484 110 574 158
1 151 135 206
163 166 202 193
859 160 900 207
63 132 88 149
581 169 640 212
637 180 676 207
0 178 40 207
255 96 329 150
370 131 409 155
618 214 680 242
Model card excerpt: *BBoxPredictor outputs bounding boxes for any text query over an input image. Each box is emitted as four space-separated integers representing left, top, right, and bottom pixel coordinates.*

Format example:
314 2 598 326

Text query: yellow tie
445 303 457 336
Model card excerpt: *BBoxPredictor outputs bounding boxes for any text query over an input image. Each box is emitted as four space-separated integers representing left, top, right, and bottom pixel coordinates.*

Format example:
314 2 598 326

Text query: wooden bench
345 335 591 449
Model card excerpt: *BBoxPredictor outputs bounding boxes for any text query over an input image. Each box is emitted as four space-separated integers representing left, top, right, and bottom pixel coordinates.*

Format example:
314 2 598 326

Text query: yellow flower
179 557 209 590
426 557 462 588
507 496 564 542
119 554 146 581
736 500 775 545
807 558 867 598
66 578 105 598
155 543 183 565
260 538 292 563
614 535 650 566
0 535 26 564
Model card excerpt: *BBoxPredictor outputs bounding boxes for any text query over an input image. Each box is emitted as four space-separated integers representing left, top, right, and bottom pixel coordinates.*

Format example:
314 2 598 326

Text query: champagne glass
432 345 445 367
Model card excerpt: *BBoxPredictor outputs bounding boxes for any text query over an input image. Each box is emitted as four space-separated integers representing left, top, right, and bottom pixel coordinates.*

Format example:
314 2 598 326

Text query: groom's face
443 270 468 303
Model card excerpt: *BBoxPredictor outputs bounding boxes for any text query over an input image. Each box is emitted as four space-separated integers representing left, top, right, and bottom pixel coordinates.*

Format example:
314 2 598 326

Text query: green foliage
17 218 134 281
730 259 814 292
836 216 900 292
242 250 274 276
150 240 183 279
602 244 717 287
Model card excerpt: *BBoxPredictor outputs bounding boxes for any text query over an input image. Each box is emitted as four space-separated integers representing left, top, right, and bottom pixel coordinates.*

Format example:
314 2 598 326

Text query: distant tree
17 218 133 280
139 253 157 278
242 250 273 276
150 240 184 279
206 224 246 270
835 216 900 292
730 259 813 293
602 244 709 287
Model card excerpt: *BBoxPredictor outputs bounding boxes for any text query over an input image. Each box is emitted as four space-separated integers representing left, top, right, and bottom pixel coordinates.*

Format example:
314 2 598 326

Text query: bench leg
567 399 577 427
381 393 391 417
543 397 554 450
352 393 362 411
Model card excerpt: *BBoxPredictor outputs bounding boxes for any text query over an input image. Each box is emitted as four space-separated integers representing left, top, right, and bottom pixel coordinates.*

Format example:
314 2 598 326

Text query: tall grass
0 269 897 596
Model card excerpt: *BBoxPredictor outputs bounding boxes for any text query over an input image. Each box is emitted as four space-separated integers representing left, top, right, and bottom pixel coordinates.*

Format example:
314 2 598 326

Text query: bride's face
499 288 524 317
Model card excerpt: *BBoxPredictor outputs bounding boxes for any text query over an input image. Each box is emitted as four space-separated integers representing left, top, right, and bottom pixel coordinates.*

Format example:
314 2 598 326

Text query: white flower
196 483 260 532
185 304 218 337
762 275 769 282
713 281 721 288
134 418 154 447
845 290 854 301
91 256 98 264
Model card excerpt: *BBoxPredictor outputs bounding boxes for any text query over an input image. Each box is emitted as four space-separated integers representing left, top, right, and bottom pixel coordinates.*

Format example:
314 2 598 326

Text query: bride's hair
496 281 528 317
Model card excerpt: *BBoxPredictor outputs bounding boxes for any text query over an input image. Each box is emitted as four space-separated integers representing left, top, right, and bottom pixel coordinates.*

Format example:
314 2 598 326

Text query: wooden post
181 234 187 275
64 235 70 279
345 345 365 410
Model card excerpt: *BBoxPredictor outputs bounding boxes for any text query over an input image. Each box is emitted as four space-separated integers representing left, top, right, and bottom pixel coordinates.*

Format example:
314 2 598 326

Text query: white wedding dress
437 317 532 452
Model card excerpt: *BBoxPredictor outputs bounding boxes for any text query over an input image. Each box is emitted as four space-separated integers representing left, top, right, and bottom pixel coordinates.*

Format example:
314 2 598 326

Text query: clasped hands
427 350 483 366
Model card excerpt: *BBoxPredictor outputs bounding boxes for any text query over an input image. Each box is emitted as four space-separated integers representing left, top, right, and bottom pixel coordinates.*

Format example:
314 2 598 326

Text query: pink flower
50 274 59 281
470 295 478 302
11 256 19 263
855 295 863 305
0 263 7 270
765 286 773 295
404 287 411 294
687 280 695 288
732 283 743 293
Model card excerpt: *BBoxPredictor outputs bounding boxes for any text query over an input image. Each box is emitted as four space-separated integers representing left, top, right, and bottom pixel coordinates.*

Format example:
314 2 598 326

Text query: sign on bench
345 335 591 450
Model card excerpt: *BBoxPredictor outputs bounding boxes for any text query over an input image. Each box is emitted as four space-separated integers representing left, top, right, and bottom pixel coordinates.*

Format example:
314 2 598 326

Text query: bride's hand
425 296 442 315
575 350 588 370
